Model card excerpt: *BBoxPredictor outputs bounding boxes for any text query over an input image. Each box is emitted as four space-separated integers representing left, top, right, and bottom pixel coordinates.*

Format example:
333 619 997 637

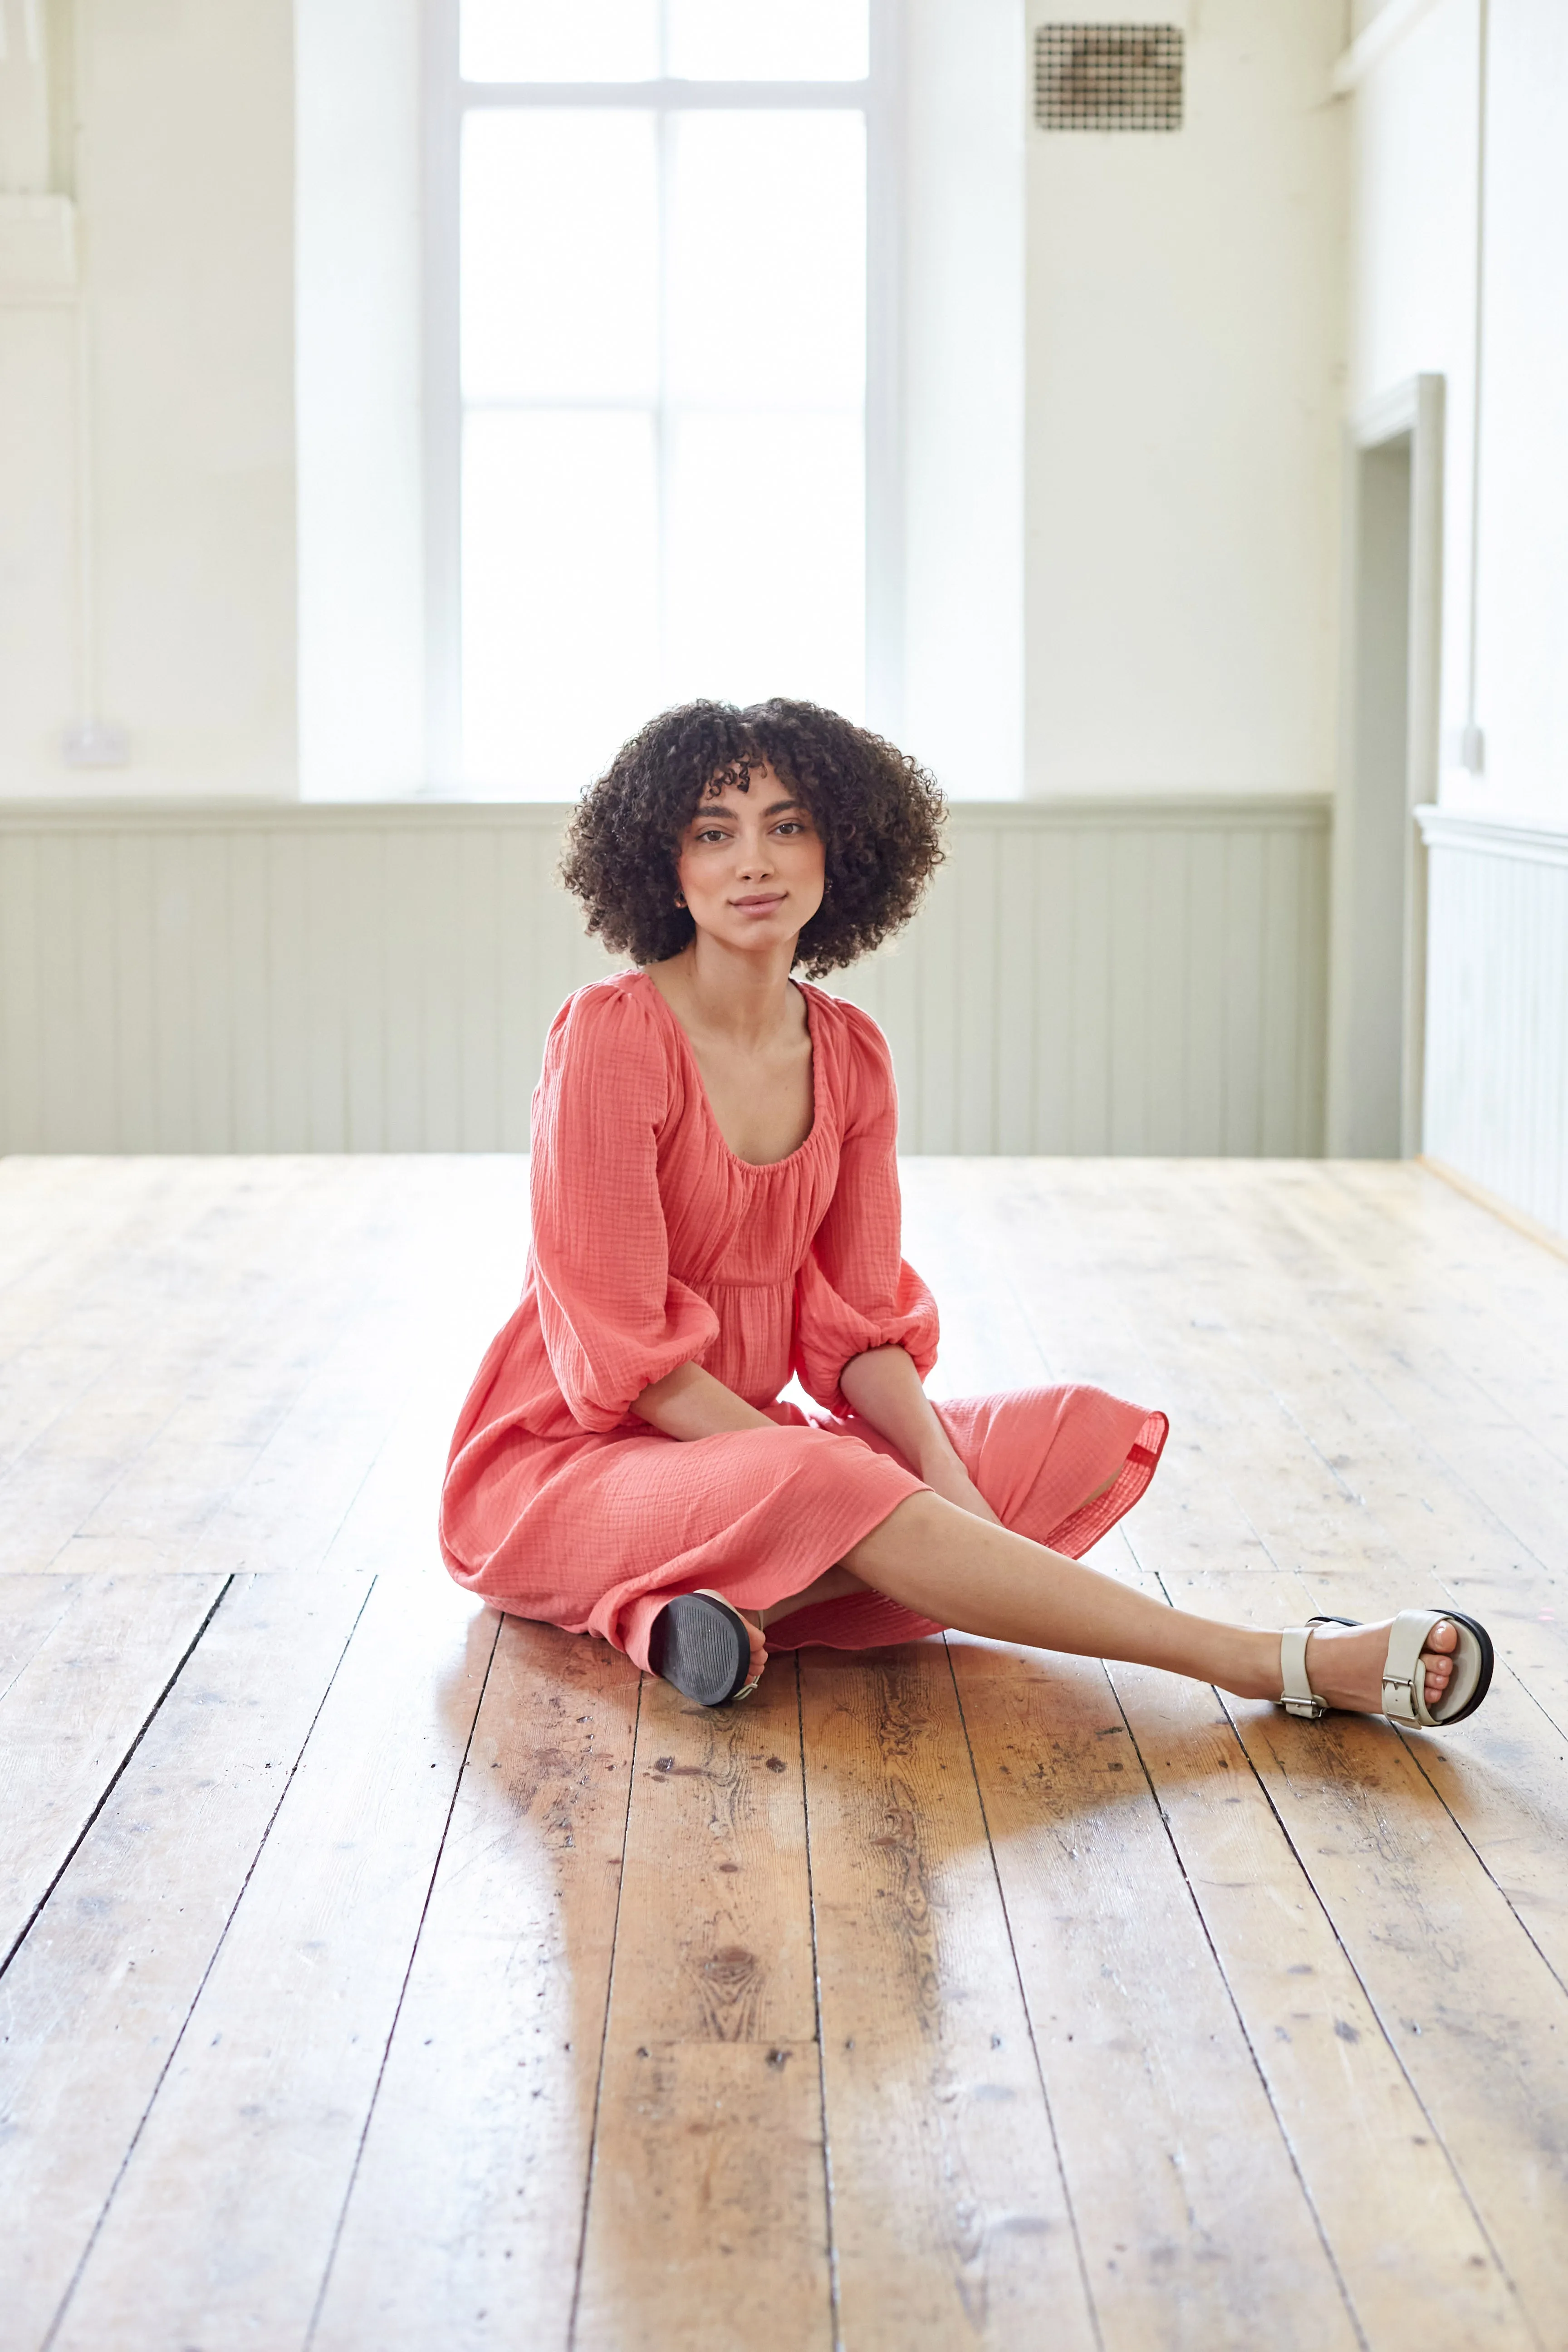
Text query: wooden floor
1 1156 1566 2351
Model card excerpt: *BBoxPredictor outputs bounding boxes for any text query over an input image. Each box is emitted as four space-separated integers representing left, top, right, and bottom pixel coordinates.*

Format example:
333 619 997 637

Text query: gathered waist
684 1273 800 1294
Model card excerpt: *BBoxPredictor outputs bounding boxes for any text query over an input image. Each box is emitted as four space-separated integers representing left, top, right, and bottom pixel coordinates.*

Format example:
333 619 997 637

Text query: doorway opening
1328 376 1444 1158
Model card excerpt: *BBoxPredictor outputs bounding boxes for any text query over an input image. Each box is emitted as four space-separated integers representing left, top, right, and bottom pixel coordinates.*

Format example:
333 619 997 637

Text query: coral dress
440 971 1166 1668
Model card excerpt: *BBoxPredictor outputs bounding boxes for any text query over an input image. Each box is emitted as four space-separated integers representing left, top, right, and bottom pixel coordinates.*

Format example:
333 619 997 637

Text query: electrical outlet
62 722 131 768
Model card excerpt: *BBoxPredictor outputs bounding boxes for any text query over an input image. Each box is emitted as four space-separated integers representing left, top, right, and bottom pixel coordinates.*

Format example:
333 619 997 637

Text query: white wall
4 1 1351 814
1470 1 1568 823
1348 0 1568 823
1348 0 1568 1232
0 0 298 800
1346 0 1481 801
1024 0 1348 799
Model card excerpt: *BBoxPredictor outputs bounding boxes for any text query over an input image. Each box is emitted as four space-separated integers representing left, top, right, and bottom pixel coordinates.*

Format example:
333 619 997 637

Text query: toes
1427 1618 1459 1654
1421 1644 1456 1705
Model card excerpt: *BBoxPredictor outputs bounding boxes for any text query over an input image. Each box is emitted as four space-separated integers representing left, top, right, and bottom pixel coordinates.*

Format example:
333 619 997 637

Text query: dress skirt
440 971 1167 1671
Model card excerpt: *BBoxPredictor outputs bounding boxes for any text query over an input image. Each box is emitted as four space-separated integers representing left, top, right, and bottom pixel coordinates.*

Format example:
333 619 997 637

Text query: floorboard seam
940 1633 1103 2352
0 1573 235 1982
1387 1709 1568 2002
794 1653 843 2352
1180 1583 1534 2330
304 1601 506 2347
564 1664 644 2352
36 1571 380 2352
1108 1605 1370 2352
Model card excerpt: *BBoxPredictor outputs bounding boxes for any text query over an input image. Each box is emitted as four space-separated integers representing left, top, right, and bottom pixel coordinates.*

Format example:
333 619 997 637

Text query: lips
731 894 786 912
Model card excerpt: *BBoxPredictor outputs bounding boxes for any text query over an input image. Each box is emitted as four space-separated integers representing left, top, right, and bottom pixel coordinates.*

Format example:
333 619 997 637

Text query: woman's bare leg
839 1492 1459 1715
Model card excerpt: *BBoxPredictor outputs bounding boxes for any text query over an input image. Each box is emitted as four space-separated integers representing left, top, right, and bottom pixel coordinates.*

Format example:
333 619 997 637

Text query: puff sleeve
529 986 720 1431
791 1002 939 1416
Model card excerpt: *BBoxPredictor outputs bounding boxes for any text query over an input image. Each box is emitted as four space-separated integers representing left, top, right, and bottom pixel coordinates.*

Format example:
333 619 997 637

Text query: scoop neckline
635 969 824 1172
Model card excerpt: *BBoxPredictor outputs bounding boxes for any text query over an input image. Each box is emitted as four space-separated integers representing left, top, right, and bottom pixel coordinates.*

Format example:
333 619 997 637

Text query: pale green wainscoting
0 795 1328 1155
1419 806 1568 1242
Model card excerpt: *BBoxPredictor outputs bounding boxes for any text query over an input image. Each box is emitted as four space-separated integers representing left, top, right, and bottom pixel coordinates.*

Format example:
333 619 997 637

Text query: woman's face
674 765 826 957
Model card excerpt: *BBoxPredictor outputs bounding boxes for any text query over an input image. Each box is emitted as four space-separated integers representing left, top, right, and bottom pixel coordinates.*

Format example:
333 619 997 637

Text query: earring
675 892 686 909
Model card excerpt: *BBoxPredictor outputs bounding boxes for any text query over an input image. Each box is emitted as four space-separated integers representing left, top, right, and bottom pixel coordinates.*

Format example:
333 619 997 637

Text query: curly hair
559 699 946 979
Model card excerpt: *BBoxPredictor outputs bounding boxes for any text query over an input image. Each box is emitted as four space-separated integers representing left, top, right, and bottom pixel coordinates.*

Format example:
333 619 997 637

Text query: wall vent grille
1034 25 1184 132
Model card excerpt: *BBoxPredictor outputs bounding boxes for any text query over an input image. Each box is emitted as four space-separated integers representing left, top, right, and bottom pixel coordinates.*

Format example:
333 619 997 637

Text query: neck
658 930 801 1046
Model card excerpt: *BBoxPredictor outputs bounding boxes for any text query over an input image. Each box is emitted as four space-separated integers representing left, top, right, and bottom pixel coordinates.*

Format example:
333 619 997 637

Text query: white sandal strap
1279 1627 1327 1720
1382 1610 1441 1725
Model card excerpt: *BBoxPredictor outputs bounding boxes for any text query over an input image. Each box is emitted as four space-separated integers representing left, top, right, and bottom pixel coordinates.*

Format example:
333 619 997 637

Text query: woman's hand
915 1447 1002 1526
839 1345 1002 1525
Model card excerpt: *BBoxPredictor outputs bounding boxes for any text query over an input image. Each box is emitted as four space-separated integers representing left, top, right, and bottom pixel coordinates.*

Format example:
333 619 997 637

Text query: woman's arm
839 1345 1000 1524
632 1359 775 1441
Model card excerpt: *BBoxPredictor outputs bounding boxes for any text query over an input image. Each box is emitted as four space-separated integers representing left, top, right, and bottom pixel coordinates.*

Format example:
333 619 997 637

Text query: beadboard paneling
840 799 1328 1154
0 796 1328 1155
1418 806 1568 1240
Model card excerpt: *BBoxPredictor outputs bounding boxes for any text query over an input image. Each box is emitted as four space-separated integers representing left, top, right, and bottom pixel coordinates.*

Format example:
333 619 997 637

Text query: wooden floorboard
0 1573 229 1965
800 1643 1093 2348
312 1618 640 2352
0 1570 372 2347
0 1155 1565 2350
574 1657 831 2352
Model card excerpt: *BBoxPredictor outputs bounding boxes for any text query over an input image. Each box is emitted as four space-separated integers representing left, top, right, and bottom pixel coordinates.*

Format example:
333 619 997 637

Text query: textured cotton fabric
440 971 1166 1669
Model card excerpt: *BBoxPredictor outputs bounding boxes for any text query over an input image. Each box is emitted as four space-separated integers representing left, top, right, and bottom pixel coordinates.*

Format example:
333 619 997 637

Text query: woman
441 700 1491 1732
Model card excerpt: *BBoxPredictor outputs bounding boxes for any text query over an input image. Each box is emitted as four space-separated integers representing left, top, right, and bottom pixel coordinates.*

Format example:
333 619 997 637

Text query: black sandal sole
648 1592 753 1708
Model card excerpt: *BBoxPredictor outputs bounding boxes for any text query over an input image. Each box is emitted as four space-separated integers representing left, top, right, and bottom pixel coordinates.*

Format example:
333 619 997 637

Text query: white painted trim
422 11 900 785
1329 375 1444 1159
1422 1156 1568 1265
422 0 463 794
1330 0 1445 97
457 78 872 108
864 0 904 737
1416 804 1568 870
0 792 1330 838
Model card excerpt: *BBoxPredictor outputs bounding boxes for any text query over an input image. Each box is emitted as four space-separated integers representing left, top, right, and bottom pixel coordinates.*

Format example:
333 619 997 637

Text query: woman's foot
1297 1615 1459 1715
648 1592 760 1706
737 1608 767 1691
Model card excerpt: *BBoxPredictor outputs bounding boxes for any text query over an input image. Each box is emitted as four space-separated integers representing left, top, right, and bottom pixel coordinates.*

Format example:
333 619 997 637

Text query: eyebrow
693 797 805 824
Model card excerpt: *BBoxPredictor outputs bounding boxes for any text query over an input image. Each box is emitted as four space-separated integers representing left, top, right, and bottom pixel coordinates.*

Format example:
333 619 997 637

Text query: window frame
421 0 903 794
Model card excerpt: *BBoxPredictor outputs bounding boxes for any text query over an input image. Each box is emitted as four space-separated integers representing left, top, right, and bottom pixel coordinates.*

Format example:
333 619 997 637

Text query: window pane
665 412 864 715
667 0 869 80
463 411 659 794
667 112 865 407
462 112 658 402
461 0 658 83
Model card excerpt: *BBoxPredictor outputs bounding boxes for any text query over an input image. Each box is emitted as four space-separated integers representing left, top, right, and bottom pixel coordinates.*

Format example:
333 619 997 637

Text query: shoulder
549 970 662 1049
543 972 676 1093
799 985 897 1107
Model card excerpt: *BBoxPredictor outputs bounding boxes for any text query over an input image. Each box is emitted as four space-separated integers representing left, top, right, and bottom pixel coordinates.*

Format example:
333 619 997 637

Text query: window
429 0 892 797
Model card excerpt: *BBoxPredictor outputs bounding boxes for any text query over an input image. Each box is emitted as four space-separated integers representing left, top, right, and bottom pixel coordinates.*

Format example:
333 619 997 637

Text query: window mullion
458 79 869 110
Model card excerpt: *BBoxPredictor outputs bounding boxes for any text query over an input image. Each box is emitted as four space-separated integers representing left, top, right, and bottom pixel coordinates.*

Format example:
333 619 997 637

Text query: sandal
1278 1609 1494 1727
647 1589 760 1708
